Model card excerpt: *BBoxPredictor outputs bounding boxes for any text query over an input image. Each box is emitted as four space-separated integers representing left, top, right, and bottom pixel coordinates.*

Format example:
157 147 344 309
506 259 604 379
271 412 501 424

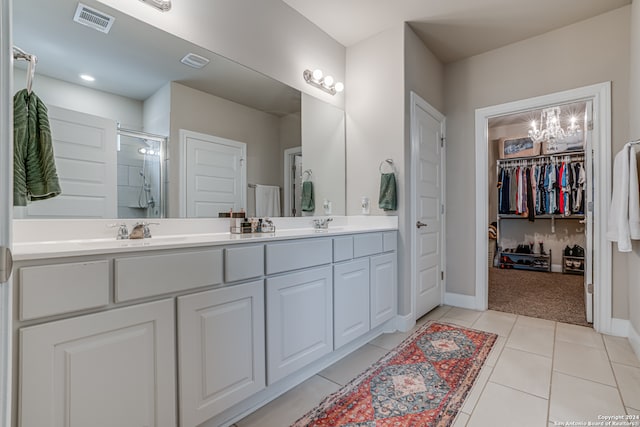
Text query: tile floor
235 306 640 427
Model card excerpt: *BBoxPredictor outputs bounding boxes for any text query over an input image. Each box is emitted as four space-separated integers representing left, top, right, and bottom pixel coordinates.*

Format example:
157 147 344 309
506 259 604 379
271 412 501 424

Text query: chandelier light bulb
334 82 344 93
312 69 323 81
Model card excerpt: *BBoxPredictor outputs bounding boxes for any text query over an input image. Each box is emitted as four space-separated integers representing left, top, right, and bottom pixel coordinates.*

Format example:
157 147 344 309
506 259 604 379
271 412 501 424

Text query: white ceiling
282 0 630 63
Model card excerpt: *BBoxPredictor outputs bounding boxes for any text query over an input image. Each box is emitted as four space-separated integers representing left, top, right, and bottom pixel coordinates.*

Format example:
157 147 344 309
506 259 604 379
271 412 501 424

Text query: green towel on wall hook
378 173 397 211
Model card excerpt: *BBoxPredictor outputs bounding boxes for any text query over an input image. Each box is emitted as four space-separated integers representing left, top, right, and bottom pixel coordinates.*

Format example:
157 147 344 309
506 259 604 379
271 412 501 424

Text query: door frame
1 0 13 425
283 146 302 217
474 82 613 334
410 91 446 324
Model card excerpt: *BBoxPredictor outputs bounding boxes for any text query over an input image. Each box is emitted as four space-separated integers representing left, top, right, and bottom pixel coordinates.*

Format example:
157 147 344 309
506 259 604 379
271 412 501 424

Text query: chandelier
528 106 582 148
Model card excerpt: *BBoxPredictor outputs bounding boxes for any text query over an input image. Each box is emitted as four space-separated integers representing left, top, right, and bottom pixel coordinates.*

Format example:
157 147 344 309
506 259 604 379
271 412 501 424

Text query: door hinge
587 121 594 131
587 283 594 294
441 271 444 281
441 204 445 215
440 136 445 147
587 201 594 212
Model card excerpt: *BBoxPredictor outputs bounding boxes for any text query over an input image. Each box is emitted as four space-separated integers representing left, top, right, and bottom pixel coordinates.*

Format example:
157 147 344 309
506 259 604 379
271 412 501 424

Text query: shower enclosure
117 128 166 218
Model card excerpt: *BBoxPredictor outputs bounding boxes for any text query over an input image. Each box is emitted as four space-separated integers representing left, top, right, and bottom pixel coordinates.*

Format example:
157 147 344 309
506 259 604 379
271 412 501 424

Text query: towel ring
379 159 394 174
302 169 312 181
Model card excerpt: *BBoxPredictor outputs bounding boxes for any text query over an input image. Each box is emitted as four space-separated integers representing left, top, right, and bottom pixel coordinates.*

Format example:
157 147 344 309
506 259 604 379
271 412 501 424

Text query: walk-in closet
487 101 592 326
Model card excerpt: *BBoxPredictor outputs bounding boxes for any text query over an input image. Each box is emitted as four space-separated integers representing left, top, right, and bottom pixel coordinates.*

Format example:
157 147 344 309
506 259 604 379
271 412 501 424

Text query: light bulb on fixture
312 69 323 81
334 82 344 93
323 75 334 87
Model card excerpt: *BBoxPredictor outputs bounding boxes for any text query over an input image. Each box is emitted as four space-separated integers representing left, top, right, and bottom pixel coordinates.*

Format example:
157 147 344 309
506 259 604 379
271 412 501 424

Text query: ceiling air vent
73 3 115 34
180 53 210 69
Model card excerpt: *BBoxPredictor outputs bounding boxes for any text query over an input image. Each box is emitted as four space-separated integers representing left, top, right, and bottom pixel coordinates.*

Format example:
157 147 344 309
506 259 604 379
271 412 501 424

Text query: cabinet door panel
20 299 176 427
370 253 397 328
178 281 265 427
266 266 332 384
333 259 370 349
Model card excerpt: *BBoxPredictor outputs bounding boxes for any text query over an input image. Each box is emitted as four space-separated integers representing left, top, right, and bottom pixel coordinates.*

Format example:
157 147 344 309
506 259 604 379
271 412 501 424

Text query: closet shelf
499 250 552 272
496 150 585 163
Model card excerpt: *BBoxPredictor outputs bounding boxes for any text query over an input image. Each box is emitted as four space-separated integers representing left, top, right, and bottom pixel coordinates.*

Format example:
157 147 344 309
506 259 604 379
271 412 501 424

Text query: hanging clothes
496 154 585 217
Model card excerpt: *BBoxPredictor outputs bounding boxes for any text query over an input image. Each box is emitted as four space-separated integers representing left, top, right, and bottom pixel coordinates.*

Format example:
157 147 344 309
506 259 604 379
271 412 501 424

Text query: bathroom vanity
11 217 398 427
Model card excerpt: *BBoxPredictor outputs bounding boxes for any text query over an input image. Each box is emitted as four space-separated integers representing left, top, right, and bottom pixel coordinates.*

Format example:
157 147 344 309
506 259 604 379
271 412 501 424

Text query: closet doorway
474 82 613 333
488 101 592 326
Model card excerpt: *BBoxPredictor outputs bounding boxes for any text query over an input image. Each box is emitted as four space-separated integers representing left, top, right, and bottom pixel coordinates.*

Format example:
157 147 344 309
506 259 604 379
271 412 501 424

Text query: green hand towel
14 89 61 206
301 181 315 212
378 173 397 211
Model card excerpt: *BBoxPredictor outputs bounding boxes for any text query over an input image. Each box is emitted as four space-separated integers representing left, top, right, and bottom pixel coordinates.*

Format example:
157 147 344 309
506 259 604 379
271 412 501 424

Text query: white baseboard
608 318 630 337
444 292 478 310
551 264 562 273
395 313 415 333
628 321 640 361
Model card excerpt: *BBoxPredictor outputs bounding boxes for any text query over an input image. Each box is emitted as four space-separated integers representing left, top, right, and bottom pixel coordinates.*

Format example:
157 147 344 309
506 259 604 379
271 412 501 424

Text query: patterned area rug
291 322 497 427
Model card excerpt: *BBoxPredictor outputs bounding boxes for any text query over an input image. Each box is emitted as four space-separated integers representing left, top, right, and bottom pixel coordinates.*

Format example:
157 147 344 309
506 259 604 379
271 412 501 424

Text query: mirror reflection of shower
117 127 166 218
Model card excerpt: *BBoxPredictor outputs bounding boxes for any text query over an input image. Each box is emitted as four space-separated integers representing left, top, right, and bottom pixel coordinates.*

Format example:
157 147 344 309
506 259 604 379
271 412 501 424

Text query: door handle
416 221 428 229
0 246 13 283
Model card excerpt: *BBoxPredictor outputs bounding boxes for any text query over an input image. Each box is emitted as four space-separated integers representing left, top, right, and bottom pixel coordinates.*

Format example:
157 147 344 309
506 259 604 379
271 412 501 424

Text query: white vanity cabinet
177 280 265 427
12 226 398 427
266 266 333 384
370 252 397 328
333 258 370 349
19 299 176 427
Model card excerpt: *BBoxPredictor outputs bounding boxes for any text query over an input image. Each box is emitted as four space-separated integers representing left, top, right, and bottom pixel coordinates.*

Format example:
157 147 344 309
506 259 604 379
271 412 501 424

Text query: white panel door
412 94 445 318
16 105 117 218
266 266 333 384
177 281 265 427
180 130 246 218
333 259 370 349
19 299 176 427
370 253 397 328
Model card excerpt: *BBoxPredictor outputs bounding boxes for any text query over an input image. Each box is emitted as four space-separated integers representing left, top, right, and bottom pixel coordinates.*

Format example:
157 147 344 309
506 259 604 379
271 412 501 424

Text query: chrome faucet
312 217 333 230
109 223 129 240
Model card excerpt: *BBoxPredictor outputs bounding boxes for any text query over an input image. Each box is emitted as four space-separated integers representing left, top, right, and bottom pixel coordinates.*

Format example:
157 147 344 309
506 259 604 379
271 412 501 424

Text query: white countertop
12 216 398 261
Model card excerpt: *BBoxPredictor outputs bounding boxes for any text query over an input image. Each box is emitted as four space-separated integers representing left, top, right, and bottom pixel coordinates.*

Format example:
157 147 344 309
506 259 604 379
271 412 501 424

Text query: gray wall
345 23 445 318
443 6 631 319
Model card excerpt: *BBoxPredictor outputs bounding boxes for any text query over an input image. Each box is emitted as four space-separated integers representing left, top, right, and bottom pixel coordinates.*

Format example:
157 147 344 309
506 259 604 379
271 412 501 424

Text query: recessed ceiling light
80 74 95 82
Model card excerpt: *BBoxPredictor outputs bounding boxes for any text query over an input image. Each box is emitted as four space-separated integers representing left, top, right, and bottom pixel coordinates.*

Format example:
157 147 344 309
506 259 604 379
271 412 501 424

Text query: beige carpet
488 268 590 327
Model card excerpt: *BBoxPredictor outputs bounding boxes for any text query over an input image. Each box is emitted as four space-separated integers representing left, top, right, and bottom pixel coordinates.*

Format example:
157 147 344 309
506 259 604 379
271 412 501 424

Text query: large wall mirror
13 0 345 219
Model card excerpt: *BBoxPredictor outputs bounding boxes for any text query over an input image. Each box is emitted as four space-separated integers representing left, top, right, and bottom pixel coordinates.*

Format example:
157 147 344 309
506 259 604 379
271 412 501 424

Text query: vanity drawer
266 238 332 274
225 244 264 282
353 233 383 258
19 260 110 321
333 236 353 262
115 249 223 302
383 232 397 252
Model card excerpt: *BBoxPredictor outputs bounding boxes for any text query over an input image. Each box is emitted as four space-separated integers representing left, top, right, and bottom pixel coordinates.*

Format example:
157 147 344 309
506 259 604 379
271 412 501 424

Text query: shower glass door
117 129 166 218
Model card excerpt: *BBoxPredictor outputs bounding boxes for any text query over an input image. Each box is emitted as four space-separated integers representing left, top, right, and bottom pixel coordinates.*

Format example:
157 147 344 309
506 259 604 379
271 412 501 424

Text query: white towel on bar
607 142 640 252
255 184 281 217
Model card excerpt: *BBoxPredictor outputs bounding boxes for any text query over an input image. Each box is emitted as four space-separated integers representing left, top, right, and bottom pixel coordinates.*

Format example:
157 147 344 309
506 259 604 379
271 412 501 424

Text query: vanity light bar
303 69 344 96
139 0 172 12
